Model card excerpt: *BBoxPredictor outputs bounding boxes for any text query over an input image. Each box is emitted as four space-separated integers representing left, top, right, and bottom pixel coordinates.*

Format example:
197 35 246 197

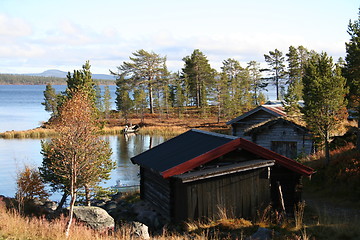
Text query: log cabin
227 104 313 158
131 129 314 223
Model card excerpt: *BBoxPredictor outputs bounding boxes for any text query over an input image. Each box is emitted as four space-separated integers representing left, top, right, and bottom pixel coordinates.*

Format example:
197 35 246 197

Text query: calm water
0 85 166 200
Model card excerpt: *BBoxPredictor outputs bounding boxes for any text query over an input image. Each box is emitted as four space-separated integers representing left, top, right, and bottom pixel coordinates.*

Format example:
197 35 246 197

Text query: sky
0 0 359 74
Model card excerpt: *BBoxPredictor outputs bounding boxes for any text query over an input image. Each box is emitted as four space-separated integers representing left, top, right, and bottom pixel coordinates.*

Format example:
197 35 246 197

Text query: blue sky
0 0 359 74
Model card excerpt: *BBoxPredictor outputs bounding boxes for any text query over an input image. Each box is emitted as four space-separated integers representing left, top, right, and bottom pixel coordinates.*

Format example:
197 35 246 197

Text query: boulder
247 227 273 240
43 201 57 211
72 206 114 231
104 201 118 211
130 221 150 239
136 210 161 229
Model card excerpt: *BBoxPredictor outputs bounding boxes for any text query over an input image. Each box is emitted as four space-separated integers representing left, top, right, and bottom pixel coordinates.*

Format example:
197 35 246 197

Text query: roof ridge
191 129 238 140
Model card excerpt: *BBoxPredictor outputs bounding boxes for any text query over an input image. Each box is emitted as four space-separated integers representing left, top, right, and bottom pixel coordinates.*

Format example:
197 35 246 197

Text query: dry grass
0 201 215 240
0 128 57 139
1 113 230 139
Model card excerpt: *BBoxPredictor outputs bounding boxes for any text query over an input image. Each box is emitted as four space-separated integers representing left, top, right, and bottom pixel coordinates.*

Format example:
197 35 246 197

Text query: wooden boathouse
227 104 313 158
131 129 314 223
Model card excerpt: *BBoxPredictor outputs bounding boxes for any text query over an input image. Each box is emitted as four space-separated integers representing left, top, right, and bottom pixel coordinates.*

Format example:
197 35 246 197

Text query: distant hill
27 69 116 80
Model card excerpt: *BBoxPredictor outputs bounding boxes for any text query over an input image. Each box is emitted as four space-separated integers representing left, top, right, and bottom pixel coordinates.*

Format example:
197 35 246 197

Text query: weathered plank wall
174 168 271 222
140 167 171 220
251 123 313 158
232 110 277 139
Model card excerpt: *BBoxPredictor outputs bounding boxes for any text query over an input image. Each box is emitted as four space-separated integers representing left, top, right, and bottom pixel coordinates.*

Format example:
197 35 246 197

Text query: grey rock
247 227 273 240
136 210 160 229
43 201 57 211
91 199 106 207
104 201 118 211
131 221 150 240
72 206 114 231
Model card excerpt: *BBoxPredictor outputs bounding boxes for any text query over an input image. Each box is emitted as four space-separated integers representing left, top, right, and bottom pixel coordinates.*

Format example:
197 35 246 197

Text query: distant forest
0 74 115 85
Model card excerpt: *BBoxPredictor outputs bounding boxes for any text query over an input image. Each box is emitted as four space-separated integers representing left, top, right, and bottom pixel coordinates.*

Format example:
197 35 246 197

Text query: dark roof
131 129 314 178
226 104 286 125
131 129 237 173
244 117 310 135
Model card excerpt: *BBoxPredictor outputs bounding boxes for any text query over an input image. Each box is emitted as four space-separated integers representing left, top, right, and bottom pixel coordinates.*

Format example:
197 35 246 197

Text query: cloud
0 14 32 38
0 15 348 75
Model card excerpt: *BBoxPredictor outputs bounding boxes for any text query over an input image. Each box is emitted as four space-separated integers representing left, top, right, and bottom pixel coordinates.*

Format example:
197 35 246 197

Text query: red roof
262 105 286 116
132 129 314 178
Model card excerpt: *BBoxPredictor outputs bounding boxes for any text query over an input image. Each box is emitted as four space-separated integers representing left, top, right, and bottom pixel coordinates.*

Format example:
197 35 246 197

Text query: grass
302 143 360 203
0 113 230 139
0 128 57 139
0 201 212 240
297 142 360 239
2 195 360 239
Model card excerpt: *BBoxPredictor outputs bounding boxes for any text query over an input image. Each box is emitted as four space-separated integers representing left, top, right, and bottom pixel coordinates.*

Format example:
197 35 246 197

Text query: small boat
123 124 140 134
112 180 140 192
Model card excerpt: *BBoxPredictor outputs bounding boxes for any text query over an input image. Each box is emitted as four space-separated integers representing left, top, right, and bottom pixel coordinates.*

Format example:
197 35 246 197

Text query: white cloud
0 14 32 38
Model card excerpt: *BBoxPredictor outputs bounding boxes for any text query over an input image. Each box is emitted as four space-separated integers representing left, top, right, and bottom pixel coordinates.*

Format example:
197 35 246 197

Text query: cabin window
271 141 297 159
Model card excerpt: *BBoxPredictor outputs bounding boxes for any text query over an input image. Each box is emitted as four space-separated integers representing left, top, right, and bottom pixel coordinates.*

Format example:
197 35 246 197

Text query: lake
0 85 166 200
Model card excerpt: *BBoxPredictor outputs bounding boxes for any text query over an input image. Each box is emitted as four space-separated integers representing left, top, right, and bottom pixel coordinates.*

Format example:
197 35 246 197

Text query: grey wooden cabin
131 129 314 223
227 104 313 158
227 104 287 140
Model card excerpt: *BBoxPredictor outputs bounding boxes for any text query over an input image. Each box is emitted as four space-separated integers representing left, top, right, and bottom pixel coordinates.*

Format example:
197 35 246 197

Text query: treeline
110 7 360 164
111 47 322 121
0 74 66 85
0 74 115 85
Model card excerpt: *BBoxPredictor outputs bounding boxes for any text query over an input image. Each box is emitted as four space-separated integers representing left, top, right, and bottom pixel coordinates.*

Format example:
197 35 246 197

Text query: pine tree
182 49 215 109
220 58 252 118
111 49 167 114
133 88 147 123
344 9 360 150
65 61 96 103
94 82 103 112
42 83 59 117
264 49 286 100
103 86 112 119
302 52 348 164
247 61 267 105
115 76 133 123
284 46 310 115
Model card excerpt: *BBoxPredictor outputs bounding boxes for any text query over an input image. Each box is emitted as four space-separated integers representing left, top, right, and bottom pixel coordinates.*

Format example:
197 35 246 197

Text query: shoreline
0 118 231 139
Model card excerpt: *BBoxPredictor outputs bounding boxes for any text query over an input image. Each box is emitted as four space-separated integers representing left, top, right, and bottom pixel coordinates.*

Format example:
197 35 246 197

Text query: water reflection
0 134 168 200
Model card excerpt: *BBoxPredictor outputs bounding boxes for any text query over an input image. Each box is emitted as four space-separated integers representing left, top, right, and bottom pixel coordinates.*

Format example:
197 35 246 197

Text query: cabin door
271 141 297 159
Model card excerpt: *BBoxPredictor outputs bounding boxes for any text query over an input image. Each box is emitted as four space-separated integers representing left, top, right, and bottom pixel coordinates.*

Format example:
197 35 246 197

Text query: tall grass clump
98 126 124 135
294 201 306 230
138 126 187 136
0 128 57 139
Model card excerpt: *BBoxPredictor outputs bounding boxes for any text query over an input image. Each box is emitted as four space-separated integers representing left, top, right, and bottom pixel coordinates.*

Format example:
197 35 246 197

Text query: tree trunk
65 191 76 238
148 82 154 114
325 131 330 165
275 76 279 100
84 184 91 206
357 118 360 151
56 192 68 212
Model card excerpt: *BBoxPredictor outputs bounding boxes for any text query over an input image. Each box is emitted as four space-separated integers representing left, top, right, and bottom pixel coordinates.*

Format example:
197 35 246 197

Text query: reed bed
0 126 188 139
98 126 124 135
0 128 57 139
138 126 188 136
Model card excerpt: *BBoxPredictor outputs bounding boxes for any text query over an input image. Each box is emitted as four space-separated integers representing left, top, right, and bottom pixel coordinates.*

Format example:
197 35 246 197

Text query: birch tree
40 90 114 237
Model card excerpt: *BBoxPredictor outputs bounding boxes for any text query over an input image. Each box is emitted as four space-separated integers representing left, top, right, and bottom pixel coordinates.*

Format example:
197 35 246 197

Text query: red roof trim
160 137 314 178
161 138 241 178
238 138 314 176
